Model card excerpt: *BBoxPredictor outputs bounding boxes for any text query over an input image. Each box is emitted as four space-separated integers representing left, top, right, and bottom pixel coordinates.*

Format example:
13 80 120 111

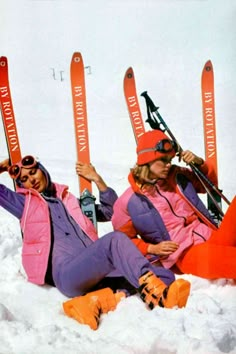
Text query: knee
105 230 128 241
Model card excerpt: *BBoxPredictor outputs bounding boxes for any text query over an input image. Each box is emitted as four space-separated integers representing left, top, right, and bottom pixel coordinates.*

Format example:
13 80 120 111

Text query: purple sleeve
95 187 118 222
0 184 25 219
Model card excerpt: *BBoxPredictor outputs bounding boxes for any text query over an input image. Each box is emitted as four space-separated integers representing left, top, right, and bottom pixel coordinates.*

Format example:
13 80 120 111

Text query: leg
176 242 236 279
57 231 175 298
209 195 236 247
61 231 190 328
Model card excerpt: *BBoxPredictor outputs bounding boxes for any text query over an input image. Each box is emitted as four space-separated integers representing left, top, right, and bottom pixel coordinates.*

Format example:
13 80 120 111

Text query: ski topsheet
70 52 92 193
201 60 218 182
0 56 22 164
123 67 146 143
201 60 222 222
70 52 96 228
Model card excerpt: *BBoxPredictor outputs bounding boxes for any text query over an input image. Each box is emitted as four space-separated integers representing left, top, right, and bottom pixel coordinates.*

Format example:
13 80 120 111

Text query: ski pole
141 91 231 208
141 91 226 218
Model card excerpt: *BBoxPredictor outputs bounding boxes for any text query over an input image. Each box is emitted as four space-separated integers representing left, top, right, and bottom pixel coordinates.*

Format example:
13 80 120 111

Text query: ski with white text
70 52 97 228
201 60 222 223
123 67 146 143
0 56 22 165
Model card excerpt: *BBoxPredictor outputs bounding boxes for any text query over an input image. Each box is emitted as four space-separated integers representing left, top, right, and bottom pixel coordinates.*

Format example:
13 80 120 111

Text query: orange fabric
117 219 149 255
132 238 149 255
176 196 236 279
136 130 176 165
176 243 236 279
117 220 138 238
208 196 236 247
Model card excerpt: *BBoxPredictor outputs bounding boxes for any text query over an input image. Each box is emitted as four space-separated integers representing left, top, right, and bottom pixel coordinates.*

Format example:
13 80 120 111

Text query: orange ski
201 60 218 184
124 67 146 143
201 60 222 222
70 52 97 228
0 56 22 164
70 52 92 194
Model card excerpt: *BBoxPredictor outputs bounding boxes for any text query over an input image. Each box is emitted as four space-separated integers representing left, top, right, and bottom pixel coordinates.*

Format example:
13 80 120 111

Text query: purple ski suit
0 162 175 298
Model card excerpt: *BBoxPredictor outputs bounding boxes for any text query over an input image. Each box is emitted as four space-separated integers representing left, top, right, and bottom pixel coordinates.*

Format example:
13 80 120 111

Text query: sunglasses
138 138 178 156
8 155 38 180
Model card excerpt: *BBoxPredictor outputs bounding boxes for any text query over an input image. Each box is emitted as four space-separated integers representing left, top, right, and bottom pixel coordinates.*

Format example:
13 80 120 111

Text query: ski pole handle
141 91 158 112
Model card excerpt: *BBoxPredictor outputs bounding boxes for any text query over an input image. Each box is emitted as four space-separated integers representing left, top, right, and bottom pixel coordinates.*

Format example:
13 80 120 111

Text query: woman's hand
181 150 204 166
147 241 179 258
75 161 108 192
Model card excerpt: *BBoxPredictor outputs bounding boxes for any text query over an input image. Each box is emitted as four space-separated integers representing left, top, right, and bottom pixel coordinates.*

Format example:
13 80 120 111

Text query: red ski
201 60 222 222
201 60 218 181
0 56 22 164
70 52 96 228
123 67 146 143
70 52 92 194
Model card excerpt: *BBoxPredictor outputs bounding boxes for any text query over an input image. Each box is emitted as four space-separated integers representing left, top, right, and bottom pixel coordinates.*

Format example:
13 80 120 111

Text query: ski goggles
8 155 38 180
138 139 178 156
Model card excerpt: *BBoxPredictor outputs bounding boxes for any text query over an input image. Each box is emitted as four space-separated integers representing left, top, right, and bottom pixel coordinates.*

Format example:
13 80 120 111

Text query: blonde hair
130 164 157 187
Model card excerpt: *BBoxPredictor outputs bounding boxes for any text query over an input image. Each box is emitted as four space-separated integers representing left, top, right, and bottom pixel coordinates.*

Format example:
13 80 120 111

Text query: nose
28 175 36 184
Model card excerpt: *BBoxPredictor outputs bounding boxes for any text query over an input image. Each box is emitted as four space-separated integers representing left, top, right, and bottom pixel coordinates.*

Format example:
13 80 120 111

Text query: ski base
79 188 97 229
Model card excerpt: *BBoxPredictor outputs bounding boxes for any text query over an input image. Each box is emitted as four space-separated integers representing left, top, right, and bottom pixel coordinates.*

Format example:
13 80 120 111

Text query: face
19 167 47 193
148 156 173 179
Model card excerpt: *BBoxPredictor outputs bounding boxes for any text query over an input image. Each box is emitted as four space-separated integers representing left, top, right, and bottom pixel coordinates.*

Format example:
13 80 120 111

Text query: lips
33 182 40 190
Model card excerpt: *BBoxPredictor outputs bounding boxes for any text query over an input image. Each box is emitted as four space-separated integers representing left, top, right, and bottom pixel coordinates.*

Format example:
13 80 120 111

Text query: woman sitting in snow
0 156 190 330
112 130 236 280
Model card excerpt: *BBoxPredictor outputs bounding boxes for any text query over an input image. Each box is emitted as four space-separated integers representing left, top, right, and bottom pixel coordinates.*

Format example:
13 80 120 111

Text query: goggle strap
137 147 157 155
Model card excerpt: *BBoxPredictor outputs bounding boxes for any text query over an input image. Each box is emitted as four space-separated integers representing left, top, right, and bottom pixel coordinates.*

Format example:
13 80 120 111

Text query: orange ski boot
138 271 190 309
63 287 125 330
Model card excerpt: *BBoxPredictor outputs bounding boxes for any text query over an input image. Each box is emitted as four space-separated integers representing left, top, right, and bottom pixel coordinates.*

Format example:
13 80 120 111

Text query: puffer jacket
0 164 118 285
112 161 218 261
19 183 99 284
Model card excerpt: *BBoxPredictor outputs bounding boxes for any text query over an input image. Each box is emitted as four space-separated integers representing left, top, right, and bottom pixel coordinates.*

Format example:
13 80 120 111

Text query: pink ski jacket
112 162 218 268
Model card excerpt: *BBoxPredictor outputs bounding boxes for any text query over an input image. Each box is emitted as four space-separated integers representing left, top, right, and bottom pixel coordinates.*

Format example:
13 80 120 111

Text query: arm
76 161 118 221
0 184 25 219
112 190 179 257
75 162 108 192
180 150 204 167
177 150 218 193
0 158 25 218
116 220 178 257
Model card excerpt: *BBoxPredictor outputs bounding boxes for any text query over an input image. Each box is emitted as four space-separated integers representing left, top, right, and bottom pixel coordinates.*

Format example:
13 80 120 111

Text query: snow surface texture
0 1 236 353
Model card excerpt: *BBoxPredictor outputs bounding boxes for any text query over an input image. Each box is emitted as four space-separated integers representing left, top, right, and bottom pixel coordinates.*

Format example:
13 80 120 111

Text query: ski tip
71 52 83 64
204 60 213 72
0 56 7 67
125 67 134 79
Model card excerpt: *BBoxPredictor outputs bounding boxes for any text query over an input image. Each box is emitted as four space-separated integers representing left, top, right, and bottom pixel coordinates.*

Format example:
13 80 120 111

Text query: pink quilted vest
19 183 98 285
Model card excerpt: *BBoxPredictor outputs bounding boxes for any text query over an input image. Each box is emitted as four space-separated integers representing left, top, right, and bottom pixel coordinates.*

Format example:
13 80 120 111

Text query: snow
0 0 236 353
